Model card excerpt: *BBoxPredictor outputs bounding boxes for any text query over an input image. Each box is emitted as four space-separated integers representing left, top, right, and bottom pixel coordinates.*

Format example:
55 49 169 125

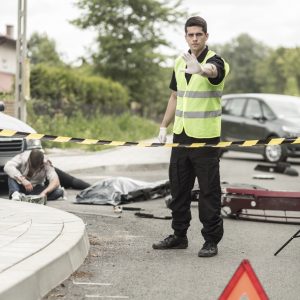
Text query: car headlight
26 139 42 150
282 126 300 138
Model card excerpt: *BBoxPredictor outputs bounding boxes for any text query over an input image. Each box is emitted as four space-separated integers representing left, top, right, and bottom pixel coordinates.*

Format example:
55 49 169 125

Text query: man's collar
188 46 208 63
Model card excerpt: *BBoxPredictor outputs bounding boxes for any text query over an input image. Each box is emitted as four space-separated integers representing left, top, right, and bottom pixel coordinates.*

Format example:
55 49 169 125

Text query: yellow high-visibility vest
173 50 229 138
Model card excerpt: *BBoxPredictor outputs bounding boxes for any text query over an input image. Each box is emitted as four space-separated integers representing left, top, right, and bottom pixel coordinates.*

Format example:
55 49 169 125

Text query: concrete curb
0 200 89 300
47 143 171 173
70 162 170 174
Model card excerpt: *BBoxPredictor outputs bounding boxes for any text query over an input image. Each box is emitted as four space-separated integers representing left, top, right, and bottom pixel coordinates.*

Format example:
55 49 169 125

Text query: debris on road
113 205 123 213
252 174 275 179
221 186 300 224
121 207 143 211
254 162 299 177
135 212 172 220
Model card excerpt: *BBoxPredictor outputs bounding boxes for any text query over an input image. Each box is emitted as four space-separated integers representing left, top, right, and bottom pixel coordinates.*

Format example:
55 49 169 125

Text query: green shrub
30 64 129 117
27 108 158 151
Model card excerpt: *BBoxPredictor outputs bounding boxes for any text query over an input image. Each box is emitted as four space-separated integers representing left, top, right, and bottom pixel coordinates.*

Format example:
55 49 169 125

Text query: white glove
181 52 204 75
158 127 167 143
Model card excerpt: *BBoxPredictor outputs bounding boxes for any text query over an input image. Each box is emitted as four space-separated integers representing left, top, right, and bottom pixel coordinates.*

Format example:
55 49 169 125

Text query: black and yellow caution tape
1 129 300 148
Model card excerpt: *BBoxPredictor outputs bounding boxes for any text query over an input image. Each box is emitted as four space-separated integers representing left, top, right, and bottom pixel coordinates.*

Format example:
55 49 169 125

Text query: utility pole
15 0 27 122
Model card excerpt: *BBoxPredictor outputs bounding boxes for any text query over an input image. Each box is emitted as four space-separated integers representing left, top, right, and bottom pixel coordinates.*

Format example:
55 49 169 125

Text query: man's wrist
200 64 217 78
197 63 204 75
18 175 25 183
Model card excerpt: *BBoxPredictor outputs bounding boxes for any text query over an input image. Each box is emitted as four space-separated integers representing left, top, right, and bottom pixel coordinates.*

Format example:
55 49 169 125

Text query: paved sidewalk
0 199 89 300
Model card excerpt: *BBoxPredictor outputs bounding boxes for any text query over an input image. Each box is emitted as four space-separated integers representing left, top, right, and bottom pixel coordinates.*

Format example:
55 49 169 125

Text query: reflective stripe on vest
175 109 222 118
177 90 223 98
173 50 229 138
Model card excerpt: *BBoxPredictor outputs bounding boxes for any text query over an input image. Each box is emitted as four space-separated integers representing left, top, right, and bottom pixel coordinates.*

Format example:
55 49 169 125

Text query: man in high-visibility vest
153 16 229 257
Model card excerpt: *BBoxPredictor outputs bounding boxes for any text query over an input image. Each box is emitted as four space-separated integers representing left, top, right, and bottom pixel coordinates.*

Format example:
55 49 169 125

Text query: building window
1 58 8 70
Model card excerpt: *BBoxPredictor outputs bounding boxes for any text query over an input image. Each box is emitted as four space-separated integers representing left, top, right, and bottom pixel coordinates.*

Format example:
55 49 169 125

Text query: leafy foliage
72 0 185 115
30 64 129 116
213 34 271 94
255 47 300 96
27 108 158 151
213 34 300 96
27 32 65 66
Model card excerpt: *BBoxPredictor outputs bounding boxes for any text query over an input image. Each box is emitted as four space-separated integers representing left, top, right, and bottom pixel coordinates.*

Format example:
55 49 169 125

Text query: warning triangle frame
219 259 269 300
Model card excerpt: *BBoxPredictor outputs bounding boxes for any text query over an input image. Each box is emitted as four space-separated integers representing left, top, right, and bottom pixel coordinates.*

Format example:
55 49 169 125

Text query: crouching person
4 149 64 201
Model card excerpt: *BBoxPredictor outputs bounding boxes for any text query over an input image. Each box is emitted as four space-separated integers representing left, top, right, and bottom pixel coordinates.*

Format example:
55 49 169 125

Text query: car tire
219 148 228 158
263 138 287 163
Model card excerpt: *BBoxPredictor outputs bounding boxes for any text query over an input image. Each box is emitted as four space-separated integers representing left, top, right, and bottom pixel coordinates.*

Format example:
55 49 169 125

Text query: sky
0 0 299 65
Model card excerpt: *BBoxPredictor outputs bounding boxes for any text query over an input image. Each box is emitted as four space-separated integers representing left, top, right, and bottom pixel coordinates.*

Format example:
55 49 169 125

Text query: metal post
274 229 300 256
15 0 27 121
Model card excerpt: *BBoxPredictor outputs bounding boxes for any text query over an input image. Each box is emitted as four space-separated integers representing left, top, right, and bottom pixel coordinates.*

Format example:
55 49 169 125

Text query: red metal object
222 187 300 224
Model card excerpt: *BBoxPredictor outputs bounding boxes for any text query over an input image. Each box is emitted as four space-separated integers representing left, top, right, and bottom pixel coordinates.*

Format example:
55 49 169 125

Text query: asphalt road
38 151 300 300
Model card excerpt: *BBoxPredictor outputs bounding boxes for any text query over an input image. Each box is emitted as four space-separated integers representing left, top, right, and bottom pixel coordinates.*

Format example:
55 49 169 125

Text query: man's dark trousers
168 131 224 244
8 178 63 200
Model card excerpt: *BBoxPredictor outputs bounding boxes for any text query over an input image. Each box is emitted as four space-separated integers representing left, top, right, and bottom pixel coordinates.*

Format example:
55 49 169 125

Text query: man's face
185 26 208 54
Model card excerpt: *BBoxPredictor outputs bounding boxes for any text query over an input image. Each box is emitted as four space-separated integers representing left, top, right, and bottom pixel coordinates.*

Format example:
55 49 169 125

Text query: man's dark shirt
169 46 225 90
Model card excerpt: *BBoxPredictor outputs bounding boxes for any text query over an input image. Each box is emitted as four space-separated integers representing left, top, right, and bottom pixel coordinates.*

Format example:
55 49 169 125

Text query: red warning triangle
219 259 269 300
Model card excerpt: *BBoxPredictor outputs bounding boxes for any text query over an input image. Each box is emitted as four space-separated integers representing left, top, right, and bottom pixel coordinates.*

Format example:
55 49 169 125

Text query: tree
213 34 271 94
72 0 185 115
255 47 300 96
27 32 64 66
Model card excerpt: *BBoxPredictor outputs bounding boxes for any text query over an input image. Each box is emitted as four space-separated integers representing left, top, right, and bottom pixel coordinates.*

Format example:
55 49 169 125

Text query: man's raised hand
181 53 204 75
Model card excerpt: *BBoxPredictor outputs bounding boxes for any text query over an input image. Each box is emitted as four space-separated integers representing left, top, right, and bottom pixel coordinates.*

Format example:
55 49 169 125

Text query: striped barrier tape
1 129 300 148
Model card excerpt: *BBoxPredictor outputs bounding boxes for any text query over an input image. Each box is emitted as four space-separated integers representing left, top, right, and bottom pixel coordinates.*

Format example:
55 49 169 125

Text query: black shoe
152 235 188 250
198 242 218 257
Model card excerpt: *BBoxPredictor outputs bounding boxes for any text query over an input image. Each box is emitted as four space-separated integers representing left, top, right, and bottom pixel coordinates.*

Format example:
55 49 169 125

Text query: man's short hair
29 149 44 171
185 16 207 34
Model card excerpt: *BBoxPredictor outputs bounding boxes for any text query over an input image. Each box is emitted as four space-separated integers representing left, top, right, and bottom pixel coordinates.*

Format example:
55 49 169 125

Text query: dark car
221 93 300 162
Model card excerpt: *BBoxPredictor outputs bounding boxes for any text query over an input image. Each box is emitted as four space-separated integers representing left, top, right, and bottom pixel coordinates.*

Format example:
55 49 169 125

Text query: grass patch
27 112 158 151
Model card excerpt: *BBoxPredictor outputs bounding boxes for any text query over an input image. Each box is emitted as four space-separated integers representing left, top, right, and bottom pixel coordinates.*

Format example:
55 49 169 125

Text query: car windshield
264 96 300 118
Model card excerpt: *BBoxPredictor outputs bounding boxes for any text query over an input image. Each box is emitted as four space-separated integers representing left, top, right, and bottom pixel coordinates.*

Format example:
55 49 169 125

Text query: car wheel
263 143 287 163
219 148 228 158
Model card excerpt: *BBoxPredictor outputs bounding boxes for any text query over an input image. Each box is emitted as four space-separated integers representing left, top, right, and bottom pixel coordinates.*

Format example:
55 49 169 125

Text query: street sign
219 259 269 300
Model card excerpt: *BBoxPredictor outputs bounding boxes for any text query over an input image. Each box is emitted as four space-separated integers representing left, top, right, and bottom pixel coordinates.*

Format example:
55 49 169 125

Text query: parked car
0 102 42 184
221 93 300 162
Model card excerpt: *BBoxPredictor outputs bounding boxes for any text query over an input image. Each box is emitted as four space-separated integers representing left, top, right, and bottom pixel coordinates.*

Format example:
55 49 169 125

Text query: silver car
221 93 300 162
0 102 42 183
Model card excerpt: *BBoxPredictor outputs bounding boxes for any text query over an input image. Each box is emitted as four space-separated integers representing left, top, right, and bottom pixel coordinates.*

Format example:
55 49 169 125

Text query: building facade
0 25 16 93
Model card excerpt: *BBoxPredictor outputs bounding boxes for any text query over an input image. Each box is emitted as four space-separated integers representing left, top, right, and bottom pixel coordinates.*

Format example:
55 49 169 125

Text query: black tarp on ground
75 177 170 206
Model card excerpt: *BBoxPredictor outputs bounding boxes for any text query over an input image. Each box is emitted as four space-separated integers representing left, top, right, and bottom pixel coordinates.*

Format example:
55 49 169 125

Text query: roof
0 35 16 47
223 93 300 101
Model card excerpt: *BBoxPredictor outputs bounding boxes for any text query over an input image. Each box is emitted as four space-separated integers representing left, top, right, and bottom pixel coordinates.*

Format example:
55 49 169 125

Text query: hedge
30 64 129 116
